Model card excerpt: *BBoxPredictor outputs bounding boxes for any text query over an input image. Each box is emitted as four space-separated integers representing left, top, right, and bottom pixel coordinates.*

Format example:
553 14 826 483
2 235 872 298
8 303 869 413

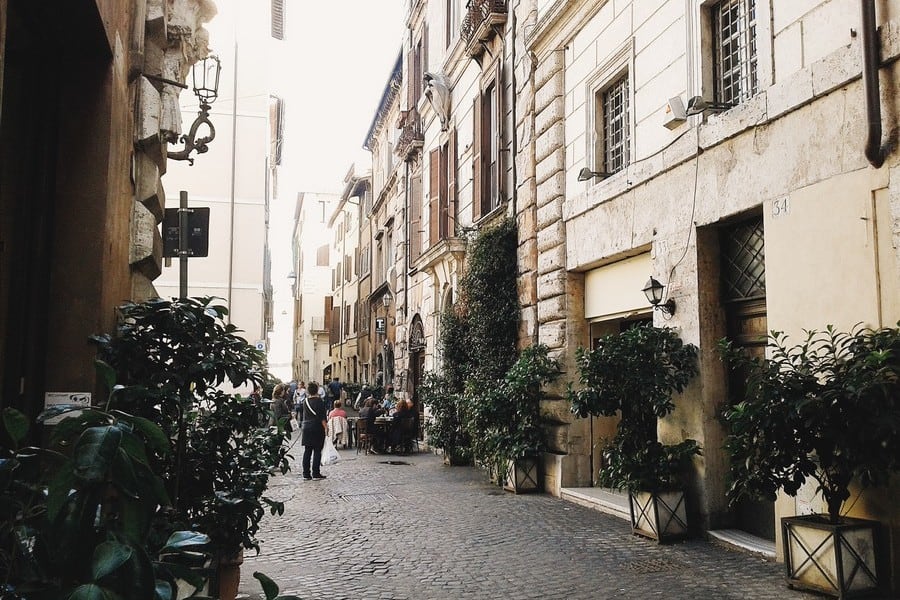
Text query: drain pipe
861 0 886 168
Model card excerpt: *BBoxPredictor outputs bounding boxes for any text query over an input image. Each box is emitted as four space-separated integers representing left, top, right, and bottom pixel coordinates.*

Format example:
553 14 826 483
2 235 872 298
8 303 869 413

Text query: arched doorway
408 315 426 409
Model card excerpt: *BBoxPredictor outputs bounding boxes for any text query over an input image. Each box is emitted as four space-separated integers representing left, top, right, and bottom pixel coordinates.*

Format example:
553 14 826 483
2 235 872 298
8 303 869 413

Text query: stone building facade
0 0 214 424
524 0 900 585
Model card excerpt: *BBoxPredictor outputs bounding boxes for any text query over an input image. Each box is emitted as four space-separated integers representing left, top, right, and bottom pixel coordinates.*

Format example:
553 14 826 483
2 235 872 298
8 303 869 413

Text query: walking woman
300 381 328 480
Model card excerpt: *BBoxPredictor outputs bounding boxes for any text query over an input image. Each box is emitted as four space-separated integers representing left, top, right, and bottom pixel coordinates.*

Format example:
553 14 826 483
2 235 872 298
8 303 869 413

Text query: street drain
623 557 682 573
379 460 411 465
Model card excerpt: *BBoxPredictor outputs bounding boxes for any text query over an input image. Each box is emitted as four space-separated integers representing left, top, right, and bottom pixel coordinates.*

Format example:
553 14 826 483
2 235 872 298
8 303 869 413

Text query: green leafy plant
721 324 900 523
569 326 700 492
420 372 470 465
252 571 302 600
0 402 211 600
469 345 559 481
90 297 289 562
460 217 519 383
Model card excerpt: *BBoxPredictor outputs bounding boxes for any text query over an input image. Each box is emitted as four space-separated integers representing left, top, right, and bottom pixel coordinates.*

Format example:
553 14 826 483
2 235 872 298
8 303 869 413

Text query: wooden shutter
494 60 504 204
429 147 440 247
271 0 285 40
447 128 457 236
472 94 482 222
410 172 422 260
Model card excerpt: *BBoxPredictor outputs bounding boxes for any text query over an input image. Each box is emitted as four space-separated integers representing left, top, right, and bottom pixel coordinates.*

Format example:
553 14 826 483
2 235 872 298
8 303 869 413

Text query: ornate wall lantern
642 276 676 316
168 54 222 165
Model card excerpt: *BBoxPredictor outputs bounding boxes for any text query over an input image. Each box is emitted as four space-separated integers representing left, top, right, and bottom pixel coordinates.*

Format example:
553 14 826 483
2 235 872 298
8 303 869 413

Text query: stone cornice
526 0 609 56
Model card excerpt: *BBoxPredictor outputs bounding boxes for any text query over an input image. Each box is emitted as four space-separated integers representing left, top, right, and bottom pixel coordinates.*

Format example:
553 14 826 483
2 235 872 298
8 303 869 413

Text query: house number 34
772 196 790 218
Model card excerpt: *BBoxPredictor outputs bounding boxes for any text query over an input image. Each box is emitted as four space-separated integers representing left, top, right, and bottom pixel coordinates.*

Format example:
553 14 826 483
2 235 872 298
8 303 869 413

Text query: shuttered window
271 0 285 40
316 245 329 266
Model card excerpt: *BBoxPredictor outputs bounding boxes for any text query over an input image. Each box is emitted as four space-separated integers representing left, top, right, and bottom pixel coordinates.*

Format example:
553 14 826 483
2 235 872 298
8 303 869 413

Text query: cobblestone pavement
238 443 828 600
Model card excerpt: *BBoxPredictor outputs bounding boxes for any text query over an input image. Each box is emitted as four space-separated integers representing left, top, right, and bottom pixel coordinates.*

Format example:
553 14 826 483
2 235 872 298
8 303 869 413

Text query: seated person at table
328 400 347 420
389 400 414 452
358 398 384 453
381 385 396 413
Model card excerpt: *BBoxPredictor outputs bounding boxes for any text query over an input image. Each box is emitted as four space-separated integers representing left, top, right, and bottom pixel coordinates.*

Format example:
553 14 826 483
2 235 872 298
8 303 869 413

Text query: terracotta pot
213 549 244 600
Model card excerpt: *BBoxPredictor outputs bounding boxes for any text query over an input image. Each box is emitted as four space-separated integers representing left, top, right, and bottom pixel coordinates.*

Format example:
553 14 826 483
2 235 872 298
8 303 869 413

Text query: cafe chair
355 419 372 455
327 416 349 448
397 417 419 454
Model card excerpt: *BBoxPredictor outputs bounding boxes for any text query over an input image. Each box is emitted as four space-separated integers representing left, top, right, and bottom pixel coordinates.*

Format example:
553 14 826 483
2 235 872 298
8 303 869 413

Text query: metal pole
179 190 189 299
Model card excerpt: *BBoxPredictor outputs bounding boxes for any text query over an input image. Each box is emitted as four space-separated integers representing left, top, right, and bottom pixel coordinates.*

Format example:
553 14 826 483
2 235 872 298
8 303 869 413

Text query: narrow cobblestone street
238 442 826 600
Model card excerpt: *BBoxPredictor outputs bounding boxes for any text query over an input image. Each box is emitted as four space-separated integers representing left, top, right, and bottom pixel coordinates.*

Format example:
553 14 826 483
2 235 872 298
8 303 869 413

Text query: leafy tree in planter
469 345 559 481
421 303 473 464
420 372 471 464
569 326 700 492
90 297 289 562
722 324 900 523
0 401 211 599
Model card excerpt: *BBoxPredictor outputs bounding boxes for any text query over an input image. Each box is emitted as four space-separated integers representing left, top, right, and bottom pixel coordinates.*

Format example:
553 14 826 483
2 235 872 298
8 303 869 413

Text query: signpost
162 191 210 298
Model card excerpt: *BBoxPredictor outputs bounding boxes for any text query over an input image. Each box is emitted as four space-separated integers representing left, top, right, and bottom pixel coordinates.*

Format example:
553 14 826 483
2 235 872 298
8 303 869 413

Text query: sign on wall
43 392 91 425
375 317 386 334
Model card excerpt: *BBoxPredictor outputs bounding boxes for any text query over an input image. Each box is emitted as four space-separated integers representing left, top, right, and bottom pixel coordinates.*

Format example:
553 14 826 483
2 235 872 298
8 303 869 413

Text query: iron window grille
720 218 765 301
713 0 758 105
601 75 630 174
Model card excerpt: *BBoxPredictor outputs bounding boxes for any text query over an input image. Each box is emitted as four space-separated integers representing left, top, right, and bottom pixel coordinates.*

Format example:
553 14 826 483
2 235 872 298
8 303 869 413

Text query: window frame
712 0 758 106
690 0 772 109
584 41 634 178
472 61 503 222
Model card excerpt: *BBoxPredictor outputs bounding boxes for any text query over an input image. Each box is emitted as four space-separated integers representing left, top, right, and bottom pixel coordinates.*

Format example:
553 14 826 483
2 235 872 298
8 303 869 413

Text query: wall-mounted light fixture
642 276 676 316
685 96 734 116
577 167 613 182
382 292 393 307
168 54 222 165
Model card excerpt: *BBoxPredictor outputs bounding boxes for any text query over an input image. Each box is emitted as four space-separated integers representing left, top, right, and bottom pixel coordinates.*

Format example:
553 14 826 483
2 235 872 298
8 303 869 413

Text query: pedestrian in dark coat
301 382 328 480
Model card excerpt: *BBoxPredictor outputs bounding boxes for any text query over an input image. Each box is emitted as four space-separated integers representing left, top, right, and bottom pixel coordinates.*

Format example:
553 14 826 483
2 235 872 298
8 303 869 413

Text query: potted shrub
0 399 213 599
722 324 900 598
91 297 290 600
468 345 559 493
420 372 471 465
569 325 700 541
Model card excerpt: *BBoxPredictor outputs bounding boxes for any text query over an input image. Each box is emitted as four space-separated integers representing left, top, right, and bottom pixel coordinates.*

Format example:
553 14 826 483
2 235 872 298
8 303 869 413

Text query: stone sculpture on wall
424 71 451 132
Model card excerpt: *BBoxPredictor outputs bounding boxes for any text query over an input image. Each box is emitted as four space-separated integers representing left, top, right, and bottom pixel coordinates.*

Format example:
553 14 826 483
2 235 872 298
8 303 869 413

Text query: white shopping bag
322 437 340 465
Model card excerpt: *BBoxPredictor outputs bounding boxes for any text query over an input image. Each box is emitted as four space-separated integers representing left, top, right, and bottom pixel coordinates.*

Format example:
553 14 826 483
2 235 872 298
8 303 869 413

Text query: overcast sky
276 1 406 195
266 1 407 378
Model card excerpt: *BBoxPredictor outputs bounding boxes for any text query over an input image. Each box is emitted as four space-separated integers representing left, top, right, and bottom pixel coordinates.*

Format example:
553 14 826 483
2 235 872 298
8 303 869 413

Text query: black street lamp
168 55 222 165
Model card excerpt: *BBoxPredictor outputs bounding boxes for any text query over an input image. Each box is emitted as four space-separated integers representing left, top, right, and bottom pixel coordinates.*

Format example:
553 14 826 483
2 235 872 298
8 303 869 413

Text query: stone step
561 487 630 522
708 528 776 560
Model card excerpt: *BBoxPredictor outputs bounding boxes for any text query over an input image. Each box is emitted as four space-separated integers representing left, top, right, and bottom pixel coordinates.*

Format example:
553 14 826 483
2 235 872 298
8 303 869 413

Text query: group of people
256 378 417 479
357 386 416 454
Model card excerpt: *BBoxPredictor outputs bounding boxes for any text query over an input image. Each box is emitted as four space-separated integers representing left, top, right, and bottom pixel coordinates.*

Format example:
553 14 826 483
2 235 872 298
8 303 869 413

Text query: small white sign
772 196 790 218
43 392 92 425
255 340 266 351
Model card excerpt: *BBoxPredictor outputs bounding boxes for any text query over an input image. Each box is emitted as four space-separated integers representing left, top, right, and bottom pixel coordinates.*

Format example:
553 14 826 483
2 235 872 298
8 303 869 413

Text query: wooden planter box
503 455 542 494
782 515 882 598
628 489 688 542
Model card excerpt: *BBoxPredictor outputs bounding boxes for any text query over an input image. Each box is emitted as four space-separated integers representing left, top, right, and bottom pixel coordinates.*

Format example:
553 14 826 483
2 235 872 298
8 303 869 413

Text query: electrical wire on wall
663 126 702 304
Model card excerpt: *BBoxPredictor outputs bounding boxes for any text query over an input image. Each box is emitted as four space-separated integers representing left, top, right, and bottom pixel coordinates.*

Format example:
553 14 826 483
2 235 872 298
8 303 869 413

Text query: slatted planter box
628 489 689 543
782 515 882 598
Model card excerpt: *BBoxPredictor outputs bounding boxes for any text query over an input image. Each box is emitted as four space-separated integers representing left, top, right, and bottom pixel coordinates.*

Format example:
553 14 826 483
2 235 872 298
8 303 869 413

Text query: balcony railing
461 0 507 57
395 109 423 160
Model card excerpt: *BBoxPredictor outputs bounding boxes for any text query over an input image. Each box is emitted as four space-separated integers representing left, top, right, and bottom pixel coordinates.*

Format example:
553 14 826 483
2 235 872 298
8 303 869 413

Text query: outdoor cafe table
372 417 394 452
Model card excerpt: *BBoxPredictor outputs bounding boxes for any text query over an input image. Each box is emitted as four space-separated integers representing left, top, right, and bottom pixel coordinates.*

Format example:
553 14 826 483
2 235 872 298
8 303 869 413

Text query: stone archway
407 314 426 409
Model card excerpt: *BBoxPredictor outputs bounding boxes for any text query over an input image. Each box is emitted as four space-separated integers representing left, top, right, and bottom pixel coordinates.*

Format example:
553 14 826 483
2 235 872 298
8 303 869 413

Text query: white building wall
157 0 271 353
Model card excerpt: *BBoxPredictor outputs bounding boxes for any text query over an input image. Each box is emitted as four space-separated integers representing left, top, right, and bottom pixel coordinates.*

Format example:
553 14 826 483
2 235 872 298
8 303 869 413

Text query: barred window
713 0 757 105
599 74 630 174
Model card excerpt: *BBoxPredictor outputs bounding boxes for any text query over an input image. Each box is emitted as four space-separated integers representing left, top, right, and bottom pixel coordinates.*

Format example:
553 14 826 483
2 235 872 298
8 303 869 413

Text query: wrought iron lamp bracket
167 102 216 165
